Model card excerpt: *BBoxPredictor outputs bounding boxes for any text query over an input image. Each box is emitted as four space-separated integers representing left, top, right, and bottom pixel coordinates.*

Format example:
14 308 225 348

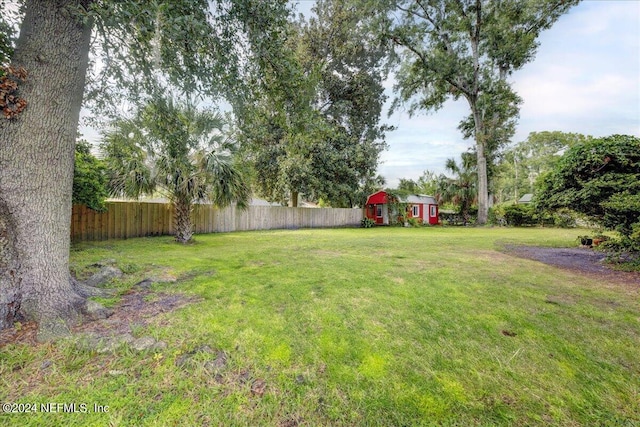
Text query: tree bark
174 198 194 244
471 105 489 225
0 198 21 330
0 0 93 340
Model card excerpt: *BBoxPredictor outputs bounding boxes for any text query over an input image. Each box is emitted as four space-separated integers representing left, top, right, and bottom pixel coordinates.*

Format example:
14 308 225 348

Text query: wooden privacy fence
71 201 363 242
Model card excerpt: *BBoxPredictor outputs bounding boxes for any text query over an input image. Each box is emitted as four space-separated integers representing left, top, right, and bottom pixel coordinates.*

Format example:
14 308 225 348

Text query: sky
363 0 640 187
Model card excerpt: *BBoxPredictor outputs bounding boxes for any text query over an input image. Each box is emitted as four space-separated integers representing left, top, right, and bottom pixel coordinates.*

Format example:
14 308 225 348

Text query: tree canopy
237 0 392 208
82 0 292 118
536 134 640 236
0 7 14 71
494 131 592 202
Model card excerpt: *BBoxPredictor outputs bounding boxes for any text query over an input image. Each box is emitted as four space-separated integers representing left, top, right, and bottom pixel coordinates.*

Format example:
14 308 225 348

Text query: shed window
412 205 419 217
430 205 437 217
376 205 382 217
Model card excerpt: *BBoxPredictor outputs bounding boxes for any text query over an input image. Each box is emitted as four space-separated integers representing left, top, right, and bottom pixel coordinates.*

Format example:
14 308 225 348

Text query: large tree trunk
0 0 93 340
174 198 194 244
470 105 489 225
475 144 489 224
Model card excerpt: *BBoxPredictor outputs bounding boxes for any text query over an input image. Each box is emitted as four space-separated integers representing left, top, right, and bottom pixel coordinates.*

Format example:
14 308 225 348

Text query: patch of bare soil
502 244 640 290
74 286 201 337
0 286 200 348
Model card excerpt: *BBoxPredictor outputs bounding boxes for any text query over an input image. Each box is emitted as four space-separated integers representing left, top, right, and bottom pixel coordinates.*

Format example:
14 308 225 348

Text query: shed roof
518 194 534 204
365 190 388 205
404 194 437 204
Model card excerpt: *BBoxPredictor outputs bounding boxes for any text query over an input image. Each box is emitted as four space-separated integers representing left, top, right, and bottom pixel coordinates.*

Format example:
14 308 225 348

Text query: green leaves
101 95 250 210
84 0 291 118
537 134 640 236
0 0 20 70
378 0 578 223
100 117 155 199
438 152 478 224
237 0 391 208
73 140 109 212
495 131 592 203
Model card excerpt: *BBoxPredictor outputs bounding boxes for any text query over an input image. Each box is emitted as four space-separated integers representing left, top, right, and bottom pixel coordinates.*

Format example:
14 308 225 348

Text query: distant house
364 190 439 225
250 198 282 207
518 194 533 204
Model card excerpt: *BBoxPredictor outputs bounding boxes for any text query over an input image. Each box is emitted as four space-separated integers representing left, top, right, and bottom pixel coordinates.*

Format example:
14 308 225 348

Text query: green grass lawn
1 227 639 426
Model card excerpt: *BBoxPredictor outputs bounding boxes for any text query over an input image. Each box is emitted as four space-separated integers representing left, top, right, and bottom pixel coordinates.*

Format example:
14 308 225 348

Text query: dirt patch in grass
502 245 639 290
74 286 201 337
0 287 200 348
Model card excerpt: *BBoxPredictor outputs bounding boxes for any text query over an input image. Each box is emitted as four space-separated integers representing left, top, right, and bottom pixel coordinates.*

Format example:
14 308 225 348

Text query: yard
1 227 638 426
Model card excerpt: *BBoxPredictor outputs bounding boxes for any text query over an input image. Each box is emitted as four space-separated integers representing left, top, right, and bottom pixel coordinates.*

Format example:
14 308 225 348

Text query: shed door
429 205 438 224
375 205 384 224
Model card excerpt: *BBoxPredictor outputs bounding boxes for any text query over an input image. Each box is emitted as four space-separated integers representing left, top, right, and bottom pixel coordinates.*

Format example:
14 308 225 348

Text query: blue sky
294 0 640 187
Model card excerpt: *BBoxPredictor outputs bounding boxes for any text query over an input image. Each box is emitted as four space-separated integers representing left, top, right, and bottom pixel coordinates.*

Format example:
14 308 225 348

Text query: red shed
364 191 439 225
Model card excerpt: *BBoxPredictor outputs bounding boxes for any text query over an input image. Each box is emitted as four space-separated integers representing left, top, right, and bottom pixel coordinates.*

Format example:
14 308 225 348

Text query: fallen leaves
1 66 28 119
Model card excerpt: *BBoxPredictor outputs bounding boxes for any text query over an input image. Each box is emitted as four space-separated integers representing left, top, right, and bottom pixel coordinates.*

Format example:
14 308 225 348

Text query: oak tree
0 0 289 339
238 0 392 208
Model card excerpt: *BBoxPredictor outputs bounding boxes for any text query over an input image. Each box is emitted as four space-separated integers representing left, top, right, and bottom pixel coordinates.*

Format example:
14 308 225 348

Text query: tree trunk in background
471 106 489 225
475 144 489 224
174 198 194 244
0 0 93 340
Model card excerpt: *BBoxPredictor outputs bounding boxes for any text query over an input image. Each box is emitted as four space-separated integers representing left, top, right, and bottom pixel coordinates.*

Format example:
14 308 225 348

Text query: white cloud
516 69 634 117
509 1 640 142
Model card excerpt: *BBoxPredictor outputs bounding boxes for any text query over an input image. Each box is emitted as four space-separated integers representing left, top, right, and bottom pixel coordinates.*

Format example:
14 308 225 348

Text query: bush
407 217 421 227
488 205 506 226
490 203 536 226
600 237 640 270
536 210 556 227
502 204 537 226
552 208 577 228
536 134 640 237
73 140 108 212
491 203 577 228
361 217 375 228
439 211 463 226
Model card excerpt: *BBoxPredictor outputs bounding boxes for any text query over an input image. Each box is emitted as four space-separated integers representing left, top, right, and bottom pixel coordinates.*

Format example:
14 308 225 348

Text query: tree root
71 277 117 298
35 268 120 342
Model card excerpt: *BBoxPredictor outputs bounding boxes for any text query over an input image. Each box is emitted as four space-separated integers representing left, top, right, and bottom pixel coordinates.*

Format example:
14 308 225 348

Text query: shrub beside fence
71 202 362 242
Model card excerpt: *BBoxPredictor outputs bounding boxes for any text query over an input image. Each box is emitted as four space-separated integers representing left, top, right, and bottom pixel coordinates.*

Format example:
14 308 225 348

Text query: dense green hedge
489 203 577 228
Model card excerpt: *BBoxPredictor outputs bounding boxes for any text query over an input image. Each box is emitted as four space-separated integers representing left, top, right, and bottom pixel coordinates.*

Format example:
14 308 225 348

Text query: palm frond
102 95 250 210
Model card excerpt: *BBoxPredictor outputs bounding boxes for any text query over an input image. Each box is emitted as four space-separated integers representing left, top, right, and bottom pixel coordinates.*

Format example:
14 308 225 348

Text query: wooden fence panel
71 202 362 242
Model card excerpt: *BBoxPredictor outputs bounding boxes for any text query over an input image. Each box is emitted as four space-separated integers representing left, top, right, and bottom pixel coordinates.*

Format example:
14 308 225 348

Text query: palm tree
438 152 477 225
101 96 250 243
